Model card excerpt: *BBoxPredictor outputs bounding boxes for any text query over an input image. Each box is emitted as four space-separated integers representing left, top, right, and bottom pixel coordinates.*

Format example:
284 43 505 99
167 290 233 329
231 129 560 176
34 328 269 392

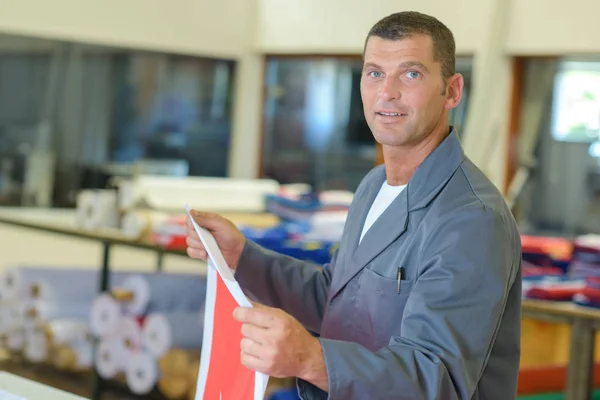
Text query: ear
444 73 464 110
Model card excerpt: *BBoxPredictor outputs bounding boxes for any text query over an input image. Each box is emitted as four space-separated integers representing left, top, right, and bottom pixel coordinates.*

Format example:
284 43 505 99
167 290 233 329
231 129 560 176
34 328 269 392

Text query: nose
381 77 401 102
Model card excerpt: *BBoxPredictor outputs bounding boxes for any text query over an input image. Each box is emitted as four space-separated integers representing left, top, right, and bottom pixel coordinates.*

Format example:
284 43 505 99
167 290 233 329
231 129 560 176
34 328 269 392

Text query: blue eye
406 71 420 79
369 71 382 78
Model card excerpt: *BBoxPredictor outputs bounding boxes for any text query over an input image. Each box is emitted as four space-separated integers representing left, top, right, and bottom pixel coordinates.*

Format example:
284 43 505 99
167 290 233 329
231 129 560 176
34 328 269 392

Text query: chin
373 130 410 147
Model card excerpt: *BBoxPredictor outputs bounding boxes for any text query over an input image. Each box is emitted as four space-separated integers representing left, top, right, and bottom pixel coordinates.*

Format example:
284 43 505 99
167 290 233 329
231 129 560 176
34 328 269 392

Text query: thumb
250 300 267 309
191 210 223 231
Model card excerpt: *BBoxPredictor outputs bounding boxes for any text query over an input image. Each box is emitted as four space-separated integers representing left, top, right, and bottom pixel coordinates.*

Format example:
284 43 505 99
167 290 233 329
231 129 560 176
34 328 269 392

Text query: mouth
375 112 407 117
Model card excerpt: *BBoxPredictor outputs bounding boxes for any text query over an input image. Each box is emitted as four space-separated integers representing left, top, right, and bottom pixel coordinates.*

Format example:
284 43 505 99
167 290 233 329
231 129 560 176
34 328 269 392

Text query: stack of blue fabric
240 224 336 265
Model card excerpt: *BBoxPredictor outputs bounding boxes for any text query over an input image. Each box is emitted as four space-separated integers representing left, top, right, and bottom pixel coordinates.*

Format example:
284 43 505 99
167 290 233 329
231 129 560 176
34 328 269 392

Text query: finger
233 307 276 329
185 236 204 250
186 224 200 238
190 210 224 231
187 247 208 260
241 323 268 344
240 351 265 373
240 337 264 357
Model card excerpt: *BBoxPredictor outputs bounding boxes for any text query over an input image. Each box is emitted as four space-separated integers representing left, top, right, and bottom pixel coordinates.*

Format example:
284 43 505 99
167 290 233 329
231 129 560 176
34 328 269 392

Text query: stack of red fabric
524 279 585 301
573 276 600 308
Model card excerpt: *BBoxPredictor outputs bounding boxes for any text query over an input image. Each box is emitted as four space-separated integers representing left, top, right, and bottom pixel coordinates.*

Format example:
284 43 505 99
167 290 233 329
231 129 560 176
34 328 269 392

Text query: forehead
363 35 436 67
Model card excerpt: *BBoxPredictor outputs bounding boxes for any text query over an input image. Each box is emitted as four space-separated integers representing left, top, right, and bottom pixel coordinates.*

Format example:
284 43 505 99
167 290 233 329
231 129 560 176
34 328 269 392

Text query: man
186 11 522 400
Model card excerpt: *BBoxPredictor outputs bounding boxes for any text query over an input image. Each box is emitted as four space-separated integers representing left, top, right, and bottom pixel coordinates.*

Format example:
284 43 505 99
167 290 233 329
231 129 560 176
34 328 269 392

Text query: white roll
0 305 8 334
23 300 91 330
74 339 94 370
4 267 97 303
89 293 125 338
95 339 127 379
27 280 96 304
118 316 143 361
125 350 159 395
46 318 90 345
121 210 170 240
54 339 94 371
76 189 119 230
142 310 204 358
0 302 23 334
2 267 23 301
24 329 48 363
2 266 131 303
132 175 280 213
6 328 24 351
0 271 7 302
119 273 207 316
117 179 136 211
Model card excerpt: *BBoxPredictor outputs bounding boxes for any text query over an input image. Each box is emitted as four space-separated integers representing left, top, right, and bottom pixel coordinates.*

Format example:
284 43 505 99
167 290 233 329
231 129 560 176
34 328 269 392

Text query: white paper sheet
0 389 27 400
186 205 251 308
185 205 269 399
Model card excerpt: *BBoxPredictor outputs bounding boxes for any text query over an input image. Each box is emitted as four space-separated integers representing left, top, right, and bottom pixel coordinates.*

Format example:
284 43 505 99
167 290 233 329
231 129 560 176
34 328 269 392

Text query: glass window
517 58 600 236
110 53 235 177
261 56 473 192
551 61 600 143
0 33 236 207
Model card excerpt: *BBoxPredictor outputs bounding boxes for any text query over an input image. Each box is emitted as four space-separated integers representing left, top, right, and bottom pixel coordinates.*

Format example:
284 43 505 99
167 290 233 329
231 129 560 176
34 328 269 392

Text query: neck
382 124 450 186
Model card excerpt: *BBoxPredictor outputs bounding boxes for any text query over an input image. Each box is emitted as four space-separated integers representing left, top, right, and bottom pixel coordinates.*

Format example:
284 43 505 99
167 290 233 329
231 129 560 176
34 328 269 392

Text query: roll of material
75 189 119 230
126 350 159 395
128 176 280 213
45 318 91 346
0 271 7 302
117 179 136 211
3 266 132 306
95 338 127 379
158 349 199 377
121 316 143 356
24 329 48 363
121 210 170 240
142 311 204 358
0 302 23 334
3 266 102 303
188 360 200 400
23 301 91 330
89 293 126 338
6 328 24 351
53 341 93 371
119 273 207 316
158 374 190 400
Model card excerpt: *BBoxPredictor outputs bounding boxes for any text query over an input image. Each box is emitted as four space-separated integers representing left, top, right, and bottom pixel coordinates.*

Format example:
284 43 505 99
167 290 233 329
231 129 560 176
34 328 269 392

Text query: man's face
360 34 461 147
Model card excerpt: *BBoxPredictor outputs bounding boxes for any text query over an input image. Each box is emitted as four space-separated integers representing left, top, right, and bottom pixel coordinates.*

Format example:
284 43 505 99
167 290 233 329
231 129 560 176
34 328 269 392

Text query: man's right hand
185 210 246 270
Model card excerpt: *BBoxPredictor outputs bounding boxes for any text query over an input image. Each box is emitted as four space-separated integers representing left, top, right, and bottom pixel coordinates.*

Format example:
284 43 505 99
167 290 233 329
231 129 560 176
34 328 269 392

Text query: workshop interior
1 0 600 399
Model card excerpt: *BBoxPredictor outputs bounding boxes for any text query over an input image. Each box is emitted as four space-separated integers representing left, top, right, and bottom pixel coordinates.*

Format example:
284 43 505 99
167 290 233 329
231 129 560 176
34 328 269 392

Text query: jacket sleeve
298 206 521 399
234 239 339 333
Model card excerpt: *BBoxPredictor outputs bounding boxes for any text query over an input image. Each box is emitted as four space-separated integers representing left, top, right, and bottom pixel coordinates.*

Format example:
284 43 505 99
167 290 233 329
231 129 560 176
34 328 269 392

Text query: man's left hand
233 302 325 383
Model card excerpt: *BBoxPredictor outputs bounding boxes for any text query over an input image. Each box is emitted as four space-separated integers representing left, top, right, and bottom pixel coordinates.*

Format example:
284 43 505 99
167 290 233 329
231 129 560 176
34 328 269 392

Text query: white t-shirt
359 181 406 243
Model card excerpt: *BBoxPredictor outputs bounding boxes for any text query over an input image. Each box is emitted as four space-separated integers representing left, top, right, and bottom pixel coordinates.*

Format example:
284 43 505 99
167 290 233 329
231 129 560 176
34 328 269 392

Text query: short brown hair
365 11 456 81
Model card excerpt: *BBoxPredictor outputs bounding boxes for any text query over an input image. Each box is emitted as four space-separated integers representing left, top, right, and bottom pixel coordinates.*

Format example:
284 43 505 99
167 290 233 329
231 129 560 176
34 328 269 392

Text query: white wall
255 0 491 55
507 0 600 55
257 0 600 56
0 0 254 59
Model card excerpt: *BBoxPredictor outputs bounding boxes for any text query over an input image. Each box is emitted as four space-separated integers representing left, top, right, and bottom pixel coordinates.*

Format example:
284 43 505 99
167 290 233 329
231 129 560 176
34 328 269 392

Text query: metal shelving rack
0 212 189 400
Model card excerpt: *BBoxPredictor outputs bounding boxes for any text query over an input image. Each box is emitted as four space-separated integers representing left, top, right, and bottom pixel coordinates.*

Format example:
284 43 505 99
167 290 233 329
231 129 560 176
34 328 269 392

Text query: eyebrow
399 61 429 73
362 61 430 73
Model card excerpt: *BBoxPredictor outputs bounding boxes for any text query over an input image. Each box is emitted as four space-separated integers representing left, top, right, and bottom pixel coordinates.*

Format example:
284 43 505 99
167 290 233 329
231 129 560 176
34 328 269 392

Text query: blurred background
0 0 599 399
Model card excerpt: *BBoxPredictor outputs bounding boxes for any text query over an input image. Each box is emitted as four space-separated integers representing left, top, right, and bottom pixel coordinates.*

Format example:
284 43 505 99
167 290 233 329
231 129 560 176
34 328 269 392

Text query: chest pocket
355 267 414 351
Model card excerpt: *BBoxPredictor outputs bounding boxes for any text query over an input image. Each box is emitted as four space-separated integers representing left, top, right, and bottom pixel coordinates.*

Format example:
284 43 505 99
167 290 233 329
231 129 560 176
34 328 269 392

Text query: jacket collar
328 128 465 300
